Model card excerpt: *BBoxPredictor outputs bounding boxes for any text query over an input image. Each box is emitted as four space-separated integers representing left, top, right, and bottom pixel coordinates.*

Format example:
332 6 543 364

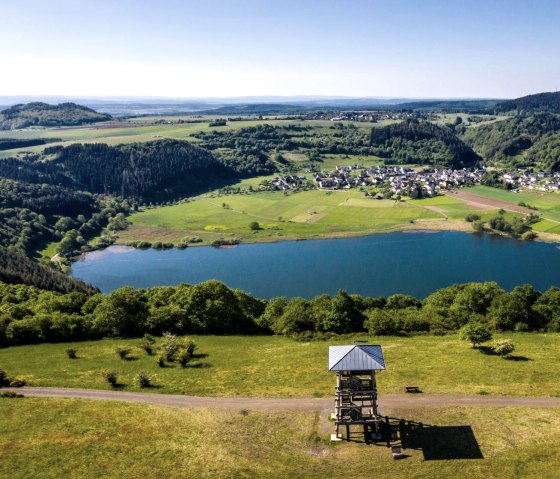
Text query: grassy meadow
119 189 450 245
2 334 560 397
1 398 559 478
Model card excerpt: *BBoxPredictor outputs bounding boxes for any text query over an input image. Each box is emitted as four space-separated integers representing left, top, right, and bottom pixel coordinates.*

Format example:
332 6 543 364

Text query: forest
370 119 481 168
461 112 560 170
1 279 559 347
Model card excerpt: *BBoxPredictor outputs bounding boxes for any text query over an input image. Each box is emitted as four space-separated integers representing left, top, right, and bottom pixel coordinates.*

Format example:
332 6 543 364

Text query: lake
71 231 560 299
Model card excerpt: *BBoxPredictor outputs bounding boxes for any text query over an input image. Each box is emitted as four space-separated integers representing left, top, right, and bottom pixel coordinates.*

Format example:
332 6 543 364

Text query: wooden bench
404 386 422 394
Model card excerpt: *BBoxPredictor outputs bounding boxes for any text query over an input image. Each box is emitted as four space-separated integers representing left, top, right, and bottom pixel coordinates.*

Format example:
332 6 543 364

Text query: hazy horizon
2 1 559 98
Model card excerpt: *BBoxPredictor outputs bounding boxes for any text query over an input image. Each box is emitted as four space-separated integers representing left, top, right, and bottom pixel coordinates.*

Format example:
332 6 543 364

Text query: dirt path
5 387 560 410
445 190 535 214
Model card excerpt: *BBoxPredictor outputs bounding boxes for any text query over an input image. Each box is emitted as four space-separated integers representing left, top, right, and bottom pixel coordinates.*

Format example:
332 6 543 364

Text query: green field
467 186 560 234
1 398 559 479
120 189 452 244
2 334 559 397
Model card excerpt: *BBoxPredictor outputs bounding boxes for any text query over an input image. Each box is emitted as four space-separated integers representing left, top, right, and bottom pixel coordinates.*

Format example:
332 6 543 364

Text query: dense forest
0 102 112 130
0 249 98 295
370 119 481 168
492 91 560 115
0 140 236 200
1 279 559 347
461 113 560 170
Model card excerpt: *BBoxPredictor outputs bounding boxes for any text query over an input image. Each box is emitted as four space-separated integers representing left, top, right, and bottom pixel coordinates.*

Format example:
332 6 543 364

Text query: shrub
0 369 9 386
115 346 132 360
102 370 119 387
156 353 165 367
460 321 493 348
176 242 188 249
465 213 481 222
494 339 515 357
139 334 155 355
136 371 153 388
9 376 26 388
161 332 179 361
152 241 163 249
249 221 261 231
66 348 78 359
0 391 24 398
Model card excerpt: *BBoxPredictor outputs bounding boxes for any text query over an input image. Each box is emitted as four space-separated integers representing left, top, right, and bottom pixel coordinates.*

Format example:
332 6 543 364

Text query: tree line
1 279 559 347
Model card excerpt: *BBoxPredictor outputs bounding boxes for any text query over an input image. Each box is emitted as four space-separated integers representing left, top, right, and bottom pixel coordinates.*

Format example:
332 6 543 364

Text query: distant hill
0 248 99 294
392 99 502 111
492 92 560 114
0 102 112 130
370 119 481 168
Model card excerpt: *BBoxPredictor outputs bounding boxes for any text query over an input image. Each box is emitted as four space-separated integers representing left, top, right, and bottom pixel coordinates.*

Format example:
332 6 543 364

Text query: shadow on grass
189 362 211 368
192 353 209 359
477 345 497 356
122 356 139 362
505 355 531 361
346 417 484 461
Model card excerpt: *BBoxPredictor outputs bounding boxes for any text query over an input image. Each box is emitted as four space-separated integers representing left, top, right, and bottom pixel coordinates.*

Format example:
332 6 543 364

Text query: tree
460 321 493 348
249 221 261 230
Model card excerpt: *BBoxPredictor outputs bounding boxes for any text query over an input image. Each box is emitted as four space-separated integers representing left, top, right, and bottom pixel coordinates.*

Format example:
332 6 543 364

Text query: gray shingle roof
328 344 385 371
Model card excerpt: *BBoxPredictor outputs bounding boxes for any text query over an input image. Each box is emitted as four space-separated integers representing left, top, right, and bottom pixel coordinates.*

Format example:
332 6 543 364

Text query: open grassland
2 334 559 397
120 190 467 245
1 398 559 479
465 186 560 234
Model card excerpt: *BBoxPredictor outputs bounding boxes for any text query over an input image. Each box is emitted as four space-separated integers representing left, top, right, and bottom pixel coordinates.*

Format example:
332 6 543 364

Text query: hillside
0 140 233 200
370 119 481 168
461 113 560 169
0 102 111 130
493 91 560 114
0 248 98 294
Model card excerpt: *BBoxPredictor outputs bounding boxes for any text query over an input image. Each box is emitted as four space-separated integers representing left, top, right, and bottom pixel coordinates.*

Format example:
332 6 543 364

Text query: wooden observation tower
328 342 386 441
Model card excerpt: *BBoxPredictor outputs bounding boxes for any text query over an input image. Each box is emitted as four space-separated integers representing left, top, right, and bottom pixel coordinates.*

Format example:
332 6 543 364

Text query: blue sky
2 0 559 98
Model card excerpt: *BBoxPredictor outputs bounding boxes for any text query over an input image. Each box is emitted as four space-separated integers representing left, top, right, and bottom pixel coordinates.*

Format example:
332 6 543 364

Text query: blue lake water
71 231 560 298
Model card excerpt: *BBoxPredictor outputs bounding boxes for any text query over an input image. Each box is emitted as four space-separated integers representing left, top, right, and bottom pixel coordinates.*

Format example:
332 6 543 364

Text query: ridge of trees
461 113 560 170
492 91 560 115
0 102 112 130
0 249 99 295
370 119 481 168
1 280 559 347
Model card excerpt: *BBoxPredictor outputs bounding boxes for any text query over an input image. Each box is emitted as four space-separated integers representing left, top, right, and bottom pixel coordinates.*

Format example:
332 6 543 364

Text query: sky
1 0 560 99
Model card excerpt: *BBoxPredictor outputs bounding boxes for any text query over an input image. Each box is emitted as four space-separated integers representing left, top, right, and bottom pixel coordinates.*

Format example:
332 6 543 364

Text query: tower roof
328 344 385 371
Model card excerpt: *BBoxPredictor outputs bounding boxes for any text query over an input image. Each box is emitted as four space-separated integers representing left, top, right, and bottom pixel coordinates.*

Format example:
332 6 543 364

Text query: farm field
2 334 560 398
1 399 560 479
119 189 489 245
462 186 560 234
0 118 379 158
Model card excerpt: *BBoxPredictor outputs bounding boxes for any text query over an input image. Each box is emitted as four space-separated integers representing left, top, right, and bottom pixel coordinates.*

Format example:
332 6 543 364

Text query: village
267 165 560 198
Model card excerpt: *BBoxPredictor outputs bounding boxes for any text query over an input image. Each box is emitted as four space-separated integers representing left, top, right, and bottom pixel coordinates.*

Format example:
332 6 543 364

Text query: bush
156 353 165 367
0 391 24 398
465 213 481 222
249 221 261 231
175 339 196 368
494 339 515 357
152 241 163 249
66 348 78 359
9 376 26 387
136 371 153 388
102 370 119 387
0 369 9 386
161 332 179 361
139 334 155 355
115 346 132 360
